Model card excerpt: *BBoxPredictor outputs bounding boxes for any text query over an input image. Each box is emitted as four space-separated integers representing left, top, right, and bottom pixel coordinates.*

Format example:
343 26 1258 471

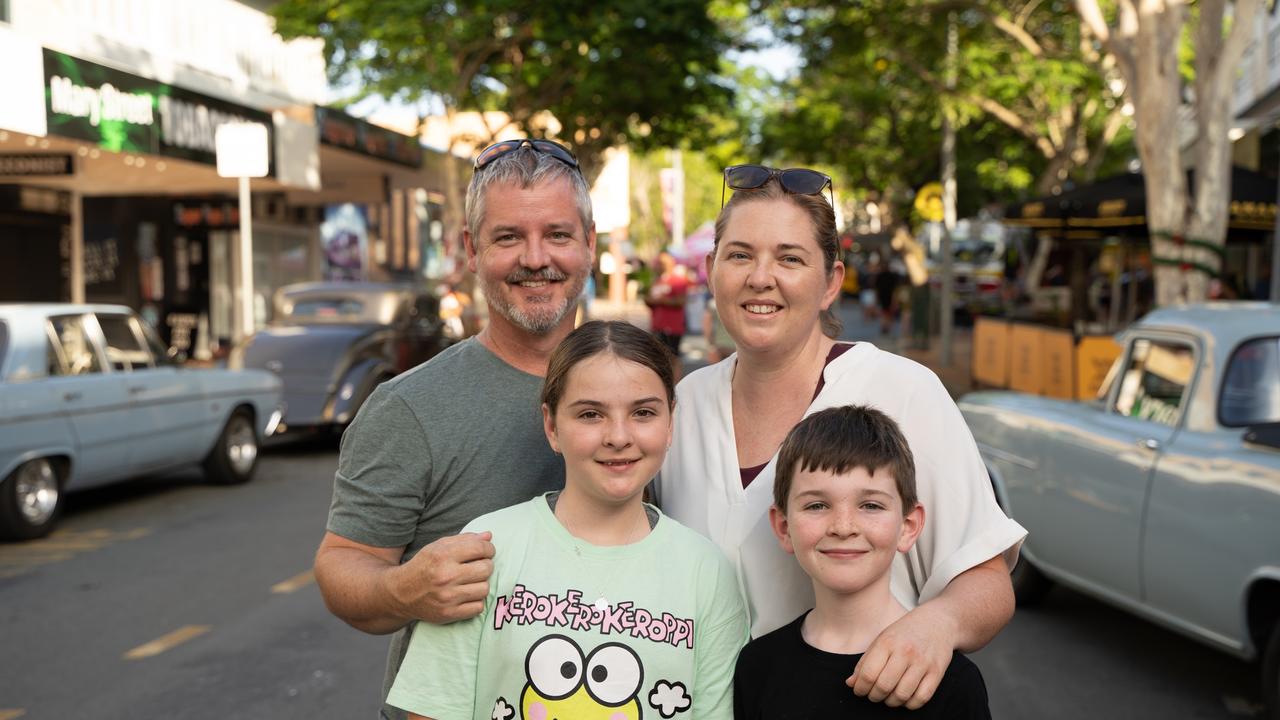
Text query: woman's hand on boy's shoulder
846 602 958 710
385 531 496 624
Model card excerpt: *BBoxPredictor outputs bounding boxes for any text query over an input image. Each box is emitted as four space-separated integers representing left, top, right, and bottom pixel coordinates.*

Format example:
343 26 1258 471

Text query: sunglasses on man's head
474 138 580 172
721 164 833 207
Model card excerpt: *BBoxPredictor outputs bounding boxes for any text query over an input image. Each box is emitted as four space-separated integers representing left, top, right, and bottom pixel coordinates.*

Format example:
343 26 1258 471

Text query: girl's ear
898 503 925 553
542 403 560 454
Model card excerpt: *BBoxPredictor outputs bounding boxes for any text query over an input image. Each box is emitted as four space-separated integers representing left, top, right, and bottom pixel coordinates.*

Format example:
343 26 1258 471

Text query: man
313 139 595 719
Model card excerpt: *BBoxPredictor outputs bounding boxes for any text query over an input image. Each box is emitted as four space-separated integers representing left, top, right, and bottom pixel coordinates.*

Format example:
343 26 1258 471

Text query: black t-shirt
733 612 992 719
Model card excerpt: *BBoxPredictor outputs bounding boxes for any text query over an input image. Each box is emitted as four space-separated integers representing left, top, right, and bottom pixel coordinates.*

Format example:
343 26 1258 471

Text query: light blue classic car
0 304 283 541
960 302 1280 713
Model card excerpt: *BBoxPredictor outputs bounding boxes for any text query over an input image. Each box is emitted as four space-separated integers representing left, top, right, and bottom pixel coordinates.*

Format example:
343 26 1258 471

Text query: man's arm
847 553 1014 709
313 530 495 635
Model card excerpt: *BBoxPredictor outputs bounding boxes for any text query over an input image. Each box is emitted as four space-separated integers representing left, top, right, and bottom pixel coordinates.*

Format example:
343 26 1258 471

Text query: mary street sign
0 154 74 177
43 48 274 172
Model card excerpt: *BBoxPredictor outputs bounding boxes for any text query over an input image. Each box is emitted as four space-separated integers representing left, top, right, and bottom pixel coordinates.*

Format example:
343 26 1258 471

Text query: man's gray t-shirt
327 337 564 720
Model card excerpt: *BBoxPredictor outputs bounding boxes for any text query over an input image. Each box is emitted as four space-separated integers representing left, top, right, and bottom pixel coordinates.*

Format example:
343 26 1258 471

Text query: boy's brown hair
774 405 917 514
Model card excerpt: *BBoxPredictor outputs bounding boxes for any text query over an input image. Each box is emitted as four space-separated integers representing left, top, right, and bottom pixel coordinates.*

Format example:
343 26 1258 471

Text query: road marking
123 625 211 660
271 569 316 594
0 709 26 719
0 527 149 579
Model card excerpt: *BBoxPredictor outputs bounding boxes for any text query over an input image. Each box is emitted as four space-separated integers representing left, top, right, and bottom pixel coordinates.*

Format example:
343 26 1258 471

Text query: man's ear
769 505 795 555
463 229 479 274
898 503 925 553
542 403 559 454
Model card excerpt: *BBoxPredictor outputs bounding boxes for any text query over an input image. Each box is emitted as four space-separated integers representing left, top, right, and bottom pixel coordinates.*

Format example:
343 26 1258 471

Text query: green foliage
755 0 1134 219
270 0 738 178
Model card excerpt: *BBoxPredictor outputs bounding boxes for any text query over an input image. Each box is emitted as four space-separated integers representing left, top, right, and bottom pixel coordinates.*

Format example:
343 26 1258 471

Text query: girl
387 320 747 720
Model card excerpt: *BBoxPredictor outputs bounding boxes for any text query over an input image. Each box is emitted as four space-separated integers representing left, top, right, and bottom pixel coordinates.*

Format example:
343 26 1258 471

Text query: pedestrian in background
646 250 689 357
312 139 595 720
891 225 931 350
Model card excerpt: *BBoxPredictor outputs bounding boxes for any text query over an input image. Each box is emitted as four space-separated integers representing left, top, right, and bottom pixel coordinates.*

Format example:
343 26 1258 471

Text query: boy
733 405 991 718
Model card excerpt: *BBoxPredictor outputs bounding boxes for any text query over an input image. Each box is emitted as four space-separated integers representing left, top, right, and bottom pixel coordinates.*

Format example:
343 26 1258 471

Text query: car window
286 298 365 320
1112 338 1195 426
96 314 153 371
48 315 103 376
1220 336 1280 427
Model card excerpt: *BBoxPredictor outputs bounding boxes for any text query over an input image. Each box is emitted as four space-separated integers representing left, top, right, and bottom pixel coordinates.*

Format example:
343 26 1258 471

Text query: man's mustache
506 267 567 283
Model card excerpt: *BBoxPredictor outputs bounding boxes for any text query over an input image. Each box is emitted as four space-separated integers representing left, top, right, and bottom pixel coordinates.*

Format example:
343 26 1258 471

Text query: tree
271 0 736 252
1076 0 1261 305
761 1 1132 216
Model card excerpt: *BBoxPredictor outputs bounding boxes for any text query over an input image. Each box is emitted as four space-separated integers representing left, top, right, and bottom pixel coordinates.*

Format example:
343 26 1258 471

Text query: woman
658 165 1026 709
388 321 747 720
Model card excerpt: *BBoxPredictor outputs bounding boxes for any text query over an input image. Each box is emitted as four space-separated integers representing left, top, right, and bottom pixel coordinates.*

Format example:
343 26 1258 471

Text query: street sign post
215 122 269 345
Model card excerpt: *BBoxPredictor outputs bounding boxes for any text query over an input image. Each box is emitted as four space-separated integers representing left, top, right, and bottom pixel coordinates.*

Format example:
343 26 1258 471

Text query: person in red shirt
647 250 690 357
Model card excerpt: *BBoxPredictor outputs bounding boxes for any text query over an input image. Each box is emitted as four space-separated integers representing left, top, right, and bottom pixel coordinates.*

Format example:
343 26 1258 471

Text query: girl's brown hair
713 179 843 338
541 320 677 415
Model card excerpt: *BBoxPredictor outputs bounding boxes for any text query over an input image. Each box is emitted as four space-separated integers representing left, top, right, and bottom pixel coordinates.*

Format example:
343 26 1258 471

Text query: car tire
1011 553 1054 607
203 409 258 485
1264 623 1280 720
0 458 63 541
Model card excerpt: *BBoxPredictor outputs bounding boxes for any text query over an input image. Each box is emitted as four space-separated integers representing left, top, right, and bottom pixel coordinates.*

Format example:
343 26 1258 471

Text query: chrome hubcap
15 459 58 526
226 415 258 476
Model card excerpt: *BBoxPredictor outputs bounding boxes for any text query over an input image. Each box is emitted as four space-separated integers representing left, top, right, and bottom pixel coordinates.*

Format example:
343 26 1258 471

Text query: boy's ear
542 403 560 454
768 505 795 555
898 503 925 553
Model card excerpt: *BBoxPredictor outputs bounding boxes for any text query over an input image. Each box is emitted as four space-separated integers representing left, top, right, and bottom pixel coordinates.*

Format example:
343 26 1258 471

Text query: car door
43 314 134 488
95 312 202 473
1031 333 1196 604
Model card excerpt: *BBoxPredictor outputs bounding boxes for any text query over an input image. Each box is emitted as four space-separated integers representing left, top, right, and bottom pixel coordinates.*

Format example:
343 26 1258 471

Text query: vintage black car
233 281 477 434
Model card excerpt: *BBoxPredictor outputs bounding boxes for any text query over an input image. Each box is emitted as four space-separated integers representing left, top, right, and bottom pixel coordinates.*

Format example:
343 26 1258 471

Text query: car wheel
1264 623 1280 720
0 458 63 541
1011 553 1054 607
204 409 258 485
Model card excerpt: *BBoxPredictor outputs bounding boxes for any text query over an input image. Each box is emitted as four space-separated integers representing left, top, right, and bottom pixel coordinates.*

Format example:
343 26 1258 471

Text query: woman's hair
713 179 843 338
541 320 677 415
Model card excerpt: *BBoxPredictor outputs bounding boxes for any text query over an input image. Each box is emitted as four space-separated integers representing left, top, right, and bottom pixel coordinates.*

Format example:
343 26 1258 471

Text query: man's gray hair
465 146 594 239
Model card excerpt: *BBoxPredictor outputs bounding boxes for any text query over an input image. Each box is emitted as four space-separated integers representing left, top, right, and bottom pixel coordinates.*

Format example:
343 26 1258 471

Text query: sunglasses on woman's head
474 138 580 172
721 164 833 207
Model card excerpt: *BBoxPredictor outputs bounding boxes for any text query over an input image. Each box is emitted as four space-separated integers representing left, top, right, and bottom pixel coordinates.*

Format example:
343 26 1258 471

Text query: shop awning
1004 166 1277 239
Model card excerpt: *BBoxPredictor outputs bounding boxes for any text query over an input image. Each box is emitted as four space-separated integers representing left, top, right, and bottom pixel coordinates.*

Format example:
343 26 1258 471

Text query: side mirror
1243 422 1280 451
167 347 189 365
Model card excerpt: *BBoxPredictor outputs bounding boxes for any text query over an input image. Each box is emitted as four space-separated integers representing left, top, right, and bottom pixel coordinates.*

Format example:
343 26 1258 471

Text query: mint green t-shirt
387 495 749 720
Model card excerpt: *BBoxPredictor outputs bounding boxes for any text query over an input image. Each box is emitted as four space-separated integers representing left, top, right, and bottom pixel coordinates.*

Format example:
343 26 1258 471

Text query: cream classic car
960 303 1280 715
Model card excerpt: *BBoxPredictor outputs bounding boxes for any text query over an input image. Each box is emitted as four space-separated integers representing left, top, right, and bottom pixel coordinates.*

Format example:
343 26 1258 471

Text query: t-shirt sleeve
385 615 483 720
900 370 1027 603
936 655 992 720
731 642 762 720
691 551 750 720
327 385 432 548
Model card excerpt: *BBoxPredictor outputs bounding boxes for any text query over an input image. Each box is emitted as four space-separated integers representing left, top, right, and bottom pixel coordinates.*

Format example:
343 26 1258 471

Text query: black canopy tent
1005 166 1277 241
1002 167 1276 328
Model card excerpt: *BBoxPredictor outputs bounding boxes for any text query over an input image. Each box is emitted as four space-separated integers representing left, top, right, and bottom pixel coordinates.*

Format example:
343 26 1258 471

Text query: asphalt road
0 330 1267 719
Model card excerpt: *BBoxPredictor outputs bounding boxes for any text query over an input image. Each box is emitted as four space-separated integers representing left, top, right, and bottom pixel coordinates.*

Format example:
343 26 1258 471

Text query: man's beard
483 265 586 334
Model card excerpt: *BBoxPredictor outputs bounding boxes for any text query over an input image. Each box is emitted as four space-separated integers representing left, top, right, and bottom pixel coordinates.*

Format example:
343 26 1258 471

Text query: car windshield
1220 336 1280 427
284 297 367 322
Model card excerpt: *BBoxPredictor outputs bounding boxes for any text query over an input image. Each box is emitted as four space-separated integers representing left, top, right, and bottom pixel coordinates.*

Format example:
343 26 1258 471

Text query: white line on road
123 625 211 660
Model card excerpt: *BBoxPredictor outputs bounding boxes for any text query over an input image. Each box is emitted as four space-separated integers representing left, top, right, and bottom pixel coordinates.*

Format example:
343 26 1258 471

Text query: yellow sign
915 182 944 222
971 317 1010 388
1008 324 1044 395
1075 335 1123 401
1041 328 1075 399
